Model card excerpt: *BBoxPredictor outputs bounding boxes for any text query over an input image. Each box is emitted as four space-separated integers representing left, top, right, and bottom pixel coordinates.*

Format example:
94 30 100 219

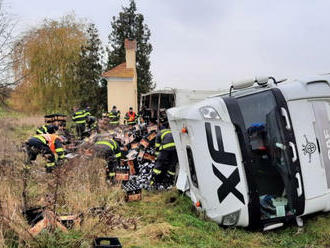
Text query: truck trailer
167 76 330 230
140 88 224 124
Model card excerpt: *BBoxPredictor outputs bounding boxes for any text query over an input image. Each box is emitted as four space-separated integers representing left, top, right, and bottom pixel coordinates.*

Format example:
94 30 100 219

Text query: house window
186 146 198 188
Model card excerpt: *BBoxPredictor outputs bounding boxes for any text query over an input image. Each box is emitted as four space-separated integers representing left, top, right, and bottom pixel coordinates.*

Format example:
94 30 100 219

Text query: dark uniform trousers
153 128 178 183
154 149 178 183
75 123 85 139
87 116 97 130
25 138 55 172
93 141 121 182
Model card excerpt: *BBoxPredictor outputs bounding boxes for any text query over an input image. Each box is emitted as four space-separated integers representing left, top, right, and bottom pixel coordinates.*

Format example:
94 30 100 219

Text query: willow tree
11 16 86 113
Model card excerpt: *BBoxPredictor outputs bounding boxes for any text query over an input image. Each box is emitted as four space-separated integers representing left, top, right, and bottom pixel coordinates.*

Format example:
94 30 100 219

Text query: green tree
76 23 105 115
107 0 155 99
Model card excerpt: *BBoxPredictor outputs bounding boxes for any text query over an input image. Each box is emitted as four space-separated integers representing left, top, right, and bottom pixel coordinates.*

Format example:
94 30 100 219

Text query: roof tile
102 63 135 78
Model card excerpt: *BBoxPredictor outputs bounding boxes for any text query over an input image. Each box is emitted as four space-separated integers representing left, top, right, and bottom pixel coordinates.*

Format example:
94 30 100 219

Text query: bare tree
0 0 16 105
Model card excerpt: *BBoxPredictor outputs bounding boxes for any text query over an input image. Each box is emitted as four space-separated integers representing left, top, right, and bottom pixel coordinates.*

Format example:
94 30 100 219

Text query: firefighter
84 106 97 131
72 106 88 139
151 122 178 185
124 107 139 125
84 106 91 118
101 111 110 128
86 115 97 131
108 105 121 126
25 134 65 173
139 106 152 124
35 124 58 135
92 138 122 184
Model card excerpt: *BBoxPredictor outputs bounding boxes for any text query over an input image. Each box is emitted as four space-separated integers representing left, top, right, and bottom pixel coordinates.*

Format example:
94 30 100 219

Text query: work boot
167 175 175 186
45 166 55 173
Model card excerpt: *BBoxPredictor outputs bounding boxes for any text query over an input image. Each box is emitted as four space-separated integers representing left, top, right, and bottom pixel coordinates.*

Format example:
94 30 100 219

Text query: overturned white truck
167 76 330 230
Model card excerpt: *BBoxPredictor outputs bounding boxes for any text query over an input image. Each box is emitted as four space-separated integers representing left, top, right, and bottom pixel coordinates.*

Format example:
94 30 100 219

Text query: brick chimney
125 39 136 69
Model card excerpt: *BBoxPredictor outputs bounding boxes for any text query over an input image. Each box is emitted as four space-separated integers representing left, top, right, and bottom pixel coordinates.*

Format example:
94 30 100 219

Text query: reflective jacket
155 129 176 152
84 109 91 117
33 134 65 159
36 125 56 134
72 110 88 124
124 111 138 125
95 139 122 159
108 110 120 124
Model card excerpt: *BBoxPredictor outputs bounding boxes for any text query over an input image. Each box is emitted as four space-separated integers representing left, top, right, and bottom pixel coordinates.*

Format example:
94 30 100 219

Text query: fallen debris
27 210 68 236
22 206 45 226
23 207 82 236
63 122 174 192
44 113 67 127
115 163 130 182
93 237 122 248
128 162 173 191
21 118 174 237
122 181 142 202
58 214 83 229
88 206 138 230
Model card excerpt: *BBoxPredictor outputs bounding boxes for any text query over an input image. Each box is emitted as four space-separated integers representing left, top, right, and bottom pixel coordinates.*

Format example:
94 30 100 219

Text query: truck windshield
237 90 294 220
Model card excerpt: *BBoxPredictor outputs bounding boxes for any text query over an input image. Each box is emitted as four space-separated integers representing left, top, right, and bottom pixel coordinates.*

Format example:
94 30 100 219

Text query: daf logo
302 135 316 163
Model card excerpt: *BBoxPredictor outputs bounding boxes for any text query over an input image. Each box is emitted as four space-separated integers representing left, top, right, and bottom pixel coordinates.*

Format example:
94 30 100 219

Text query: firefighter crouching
36 124 58 134
92 138 122 184
151 122 178 185
25 134 65 173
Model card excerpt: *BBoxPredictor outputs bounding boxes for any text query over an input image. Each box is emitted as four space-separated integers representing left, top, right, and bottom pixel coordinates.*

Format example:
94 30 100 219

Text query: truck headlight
222 210 240 226
199 106 221 120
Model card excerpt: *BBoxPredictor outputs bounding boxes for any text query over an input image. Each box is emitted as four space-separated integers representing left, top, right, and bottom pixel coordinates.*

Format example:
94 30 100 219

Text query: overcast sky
9 0 330 90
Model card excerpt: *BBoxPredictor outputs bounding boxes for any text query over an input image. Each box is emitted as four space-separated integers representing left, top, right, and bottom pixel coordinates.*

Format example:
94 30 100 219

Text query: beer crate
122 181 142 202
93 237 122 248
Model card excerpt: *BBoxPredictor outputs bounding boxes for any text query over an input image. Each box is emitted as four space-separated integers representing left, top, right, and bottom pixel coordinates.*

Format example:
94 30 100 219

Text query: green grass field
0 110 329 248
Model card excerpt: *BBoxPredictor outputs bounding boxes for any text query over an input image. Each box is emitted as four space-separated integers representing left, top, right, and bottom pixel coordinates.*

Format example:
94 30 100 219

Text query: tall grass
0 112 329 247
0 114 139 247
0 115 41 247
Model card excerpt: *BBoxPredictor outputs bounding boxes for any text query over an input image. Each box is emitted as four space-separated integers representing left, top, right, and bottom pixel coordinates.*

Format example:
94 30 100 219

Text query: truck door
287 100 328 202
311 101 330 190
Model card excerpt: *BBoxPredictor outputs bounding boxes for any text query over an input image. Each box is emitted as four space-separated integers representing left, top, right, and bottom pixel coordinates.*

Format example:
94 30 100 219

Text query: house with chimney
102 39 138 118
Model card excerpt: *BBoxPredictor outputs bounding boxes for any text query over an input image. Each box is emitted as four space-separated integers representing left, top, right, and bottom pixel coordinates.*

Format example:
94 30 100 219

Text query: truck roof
141 88 225 96
210 75 330 101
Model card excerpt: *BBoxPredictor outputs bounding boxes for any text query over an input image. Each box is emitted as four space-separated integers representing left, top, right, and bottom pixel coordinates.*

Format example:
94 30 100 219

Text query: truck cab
167 76 330 230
